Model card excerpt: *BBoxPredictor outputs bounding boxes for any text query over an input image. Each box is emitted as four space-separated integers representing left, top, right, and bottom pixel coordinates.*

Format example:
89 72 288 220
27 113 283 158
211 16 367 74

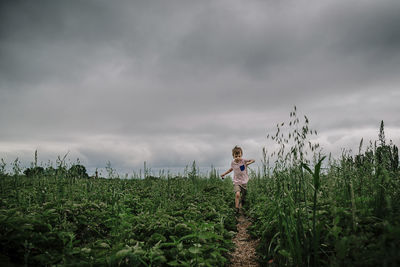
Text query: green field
0 172 237 266
1 115 399 266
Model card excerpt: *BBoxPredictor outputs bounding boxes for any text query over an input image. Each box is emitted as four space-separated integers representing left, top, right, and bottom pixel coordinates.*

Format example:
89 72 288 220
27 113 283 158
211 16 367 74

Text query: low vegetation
0 167 235 266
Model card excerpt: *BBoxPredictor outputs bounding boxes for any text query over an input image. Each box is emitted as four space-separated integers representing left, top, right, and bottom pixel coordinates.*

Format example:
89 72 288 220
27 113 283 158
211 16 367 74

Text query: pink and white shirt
231 159 251 185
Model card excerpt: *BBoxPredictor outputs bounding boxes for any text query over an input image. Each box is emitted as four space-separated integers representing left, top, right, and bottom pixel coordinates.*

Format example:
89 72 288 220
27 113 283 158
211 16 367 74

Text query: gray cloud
1 0 399 174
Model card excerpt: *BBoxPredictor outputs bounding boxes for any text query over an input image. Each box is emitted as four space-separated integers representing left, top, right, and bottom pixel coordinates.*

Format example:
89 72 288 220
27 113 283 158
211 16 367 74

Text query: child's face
233 152 242 162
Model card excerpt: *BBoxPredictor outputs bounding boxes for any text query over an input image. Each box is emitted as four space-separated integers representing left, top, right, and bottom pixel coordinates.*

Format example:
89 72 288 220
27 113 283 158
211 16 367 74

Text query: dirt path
229 211 259 267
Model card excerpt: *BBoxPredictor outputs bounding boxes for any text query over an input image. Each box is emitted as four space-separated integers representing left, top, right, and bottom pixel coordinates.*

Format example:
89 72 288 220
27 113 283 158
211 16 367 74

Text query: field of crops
1 113 400 266
0 170 236 266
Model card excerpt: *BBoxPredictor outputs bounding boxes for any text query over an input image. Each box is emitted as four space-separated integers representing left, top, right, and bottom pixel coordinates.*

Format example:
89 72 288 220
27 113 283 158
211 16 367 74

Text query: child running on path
221 146 255 213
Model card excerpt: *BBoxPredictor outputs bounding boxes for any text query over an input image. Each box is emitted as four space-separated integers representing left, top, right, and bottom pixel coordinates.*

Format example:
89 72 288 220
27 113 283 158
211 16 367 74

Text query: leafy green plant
302 156 326 267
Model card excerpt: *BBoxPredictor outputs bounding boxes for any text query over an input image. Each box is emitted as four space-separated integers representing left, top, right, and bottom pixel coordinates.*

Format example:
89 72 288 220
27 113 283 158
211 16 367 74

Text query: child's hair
232 146 243 157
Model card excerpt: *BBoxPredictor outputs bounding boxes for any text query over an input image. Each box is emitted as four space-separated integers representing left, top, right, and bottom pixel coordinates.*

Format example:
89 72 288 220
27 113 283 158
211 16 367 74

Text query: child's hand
220 174 225 179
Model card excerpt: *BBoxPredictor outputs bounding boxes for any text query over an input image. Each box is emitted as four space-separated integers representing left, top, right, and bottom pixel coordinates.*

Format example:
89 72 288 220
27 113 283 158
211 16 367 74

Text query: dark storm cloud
1 0 399 173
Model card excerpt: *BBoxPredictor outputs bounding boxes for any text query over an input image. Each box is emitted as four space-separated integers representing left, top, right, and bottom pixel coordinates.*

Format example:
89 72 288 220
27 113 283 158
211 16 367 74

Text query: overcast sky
1 0 399 176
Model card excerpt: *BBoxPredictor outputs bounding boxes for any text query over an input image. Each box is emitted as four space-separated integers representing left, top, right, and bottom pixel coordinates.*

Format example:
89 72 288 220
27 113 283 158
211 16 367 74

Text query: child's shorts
234 184 247 194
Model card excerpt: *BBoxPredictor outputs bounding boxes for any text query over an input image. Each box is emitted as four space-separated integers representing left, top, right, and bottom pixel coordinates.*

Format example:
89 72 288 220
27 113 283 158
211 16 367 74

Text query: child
221 146 255 213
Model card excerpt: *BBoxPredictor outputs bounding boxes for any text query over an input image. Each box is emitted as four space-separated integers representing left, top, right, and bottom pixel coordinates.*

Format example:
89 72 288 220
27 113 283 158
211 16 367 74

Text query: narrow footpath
229 211 259 267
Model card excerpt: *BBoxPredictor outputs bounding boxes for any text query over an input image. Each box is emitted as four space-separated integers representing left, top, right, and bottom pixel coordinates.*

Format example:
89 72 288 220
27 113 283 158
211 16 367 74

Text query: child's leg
234 185 241 209
239 184 247 207
235 191 240 209
241 188 247 207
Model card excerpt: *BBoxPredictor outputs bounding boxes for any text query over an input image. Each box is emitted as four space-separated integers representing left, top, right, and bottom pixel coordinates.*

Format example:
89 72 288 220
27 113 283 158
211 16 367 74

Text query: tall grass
247 108 400 266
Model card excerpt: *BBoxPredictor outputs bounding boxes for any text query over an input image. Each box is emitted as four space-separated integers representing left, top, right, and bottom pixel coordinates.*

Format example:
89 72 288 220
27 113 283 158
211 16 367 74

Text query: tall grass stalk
302 156 326 267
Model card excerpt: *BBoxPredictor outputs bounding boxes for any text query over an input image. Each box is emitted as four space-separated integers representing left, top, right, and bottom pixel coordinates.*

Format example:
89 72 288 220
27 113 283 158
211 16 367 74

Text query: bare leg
235 191 240 209
241 189 246 207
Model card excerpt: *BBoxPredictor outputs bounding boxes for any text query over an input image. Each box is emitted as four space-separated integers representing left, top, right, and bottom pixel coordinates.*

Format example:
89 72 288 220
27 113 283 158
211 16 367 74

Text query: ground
229 211 259 267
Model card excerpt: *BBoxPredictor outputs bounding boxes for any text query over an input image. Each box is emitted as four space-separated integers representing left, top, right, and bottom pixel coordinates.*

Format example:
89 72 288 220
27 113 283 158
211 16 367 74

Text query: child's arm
220 168 233 179
246 159 255 166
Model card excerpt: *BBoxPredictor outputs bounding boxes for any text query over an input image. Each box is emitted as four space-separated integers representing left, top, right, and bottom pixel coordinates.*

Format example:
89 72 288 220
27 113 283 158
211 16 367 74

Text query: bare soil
229 211 259 267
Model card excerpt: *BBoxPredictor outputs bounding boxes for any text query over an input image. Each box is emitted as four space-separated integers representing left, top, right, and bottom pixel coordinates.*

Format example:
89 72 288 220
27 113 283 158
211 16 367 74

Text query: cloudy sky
1 0 399 175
